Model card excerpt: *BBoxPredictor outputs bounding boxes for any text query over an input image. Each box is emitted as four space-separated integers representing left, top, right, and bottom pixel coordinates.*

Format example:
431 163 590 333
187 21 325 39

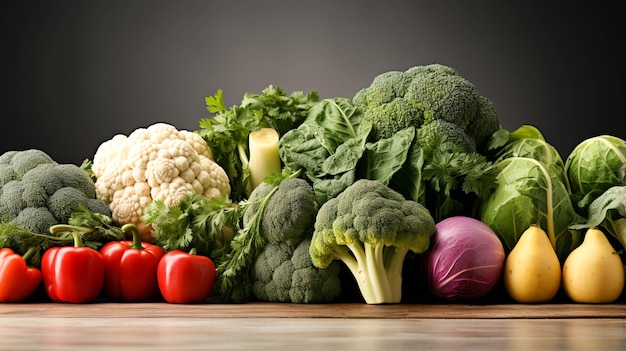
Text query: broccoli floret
48 187 112 222
0 149 111 234
252 239 342 303
353 63 500 151
467 96 501 151
417 119 476 154
244 177 318 246
0 181 26 221
353 70 414 106
0 149 56 185
289 238 342 303
405 66 481 129
10 207 59 235
309 179 436 304
252 241 294 302
361 99 424 141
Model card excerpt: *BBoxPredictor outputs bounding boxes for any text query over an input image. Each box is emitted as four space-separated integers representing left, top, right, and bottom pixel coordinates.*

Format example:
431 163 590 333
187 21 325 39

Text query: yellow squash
503 225 562 303
562 227 625 303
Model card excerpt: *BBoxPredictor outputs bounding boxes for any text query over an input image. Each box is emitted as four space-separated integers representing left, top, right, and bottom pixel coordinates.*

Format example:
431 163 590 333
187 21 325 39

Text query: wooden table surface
1 302 625 350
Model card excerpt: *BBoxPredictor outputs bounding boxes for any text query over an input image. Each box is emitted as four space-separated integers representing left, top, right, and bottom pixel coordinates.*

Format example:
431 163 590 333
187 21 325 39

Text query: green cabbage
565 135 626 215
479 156 583 262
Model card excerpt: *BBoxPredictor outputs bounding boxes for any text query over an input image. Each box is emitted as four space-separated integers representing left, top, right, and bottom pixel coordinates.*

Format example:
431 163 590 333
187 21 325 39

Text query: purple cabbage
424 216 505 301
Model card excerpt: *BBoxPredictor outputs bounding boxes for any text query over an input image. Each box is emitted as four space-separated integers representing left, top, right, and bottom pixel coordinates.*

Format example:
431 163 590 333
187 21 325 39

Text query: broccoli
309 179 436 304
0 149 112 233
353 64 500 221
416 119 477 154
244 177 318 246
9 207 58 235
353 63 500 152
217 174 342 303
247 177 342 303
252 238 342 303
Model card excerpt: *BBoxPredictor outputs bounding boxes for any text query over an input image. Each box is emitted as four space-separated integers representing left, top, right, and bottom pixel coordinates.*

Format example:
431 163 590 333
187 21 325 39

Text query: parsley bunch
197 85 319 201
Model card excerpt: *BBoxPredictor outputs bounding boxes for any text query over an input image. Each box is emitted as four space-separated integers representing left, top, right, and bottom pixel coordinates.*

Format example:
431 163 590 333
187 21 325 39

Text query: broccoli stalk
310 179 436 304
330 242 409 303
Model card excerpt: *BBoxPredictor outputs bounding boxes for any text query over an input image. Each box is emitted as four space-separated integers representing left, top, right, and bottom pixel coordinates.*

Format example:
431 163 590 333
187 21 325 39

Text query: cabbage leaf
479 156 583 262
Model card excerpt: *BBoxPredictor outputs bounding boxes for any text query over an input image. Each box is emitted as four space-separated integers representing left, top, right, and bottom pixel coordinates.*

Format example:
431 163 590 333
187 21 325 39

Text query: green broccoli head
252 239 342 303
0 149 111 234
353 63 500 151
244 177 318 246
310 179 436 304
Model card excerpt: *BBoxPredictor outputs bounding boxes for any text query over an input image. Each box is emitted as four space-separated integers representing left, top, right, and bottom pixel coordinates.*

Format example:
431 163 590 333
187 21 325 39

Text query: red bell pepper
0 247 42 302
41 224 105 303
157 249 216 303
100 223 165 301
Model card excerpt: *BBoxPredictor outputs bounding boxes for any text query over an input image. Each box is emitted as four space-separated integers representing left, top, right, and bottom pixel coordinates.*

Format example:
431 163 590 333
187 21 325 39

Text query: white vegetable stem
248 128 282 191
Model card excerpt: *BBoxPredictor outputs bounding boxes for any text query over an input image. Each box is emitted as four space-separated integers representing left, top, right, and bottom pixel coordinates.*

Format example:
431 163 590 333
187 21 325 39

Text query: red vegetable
0 248 42 302
100 224 165 301
424 216 505 301
42 225 105 303
157 249 216 303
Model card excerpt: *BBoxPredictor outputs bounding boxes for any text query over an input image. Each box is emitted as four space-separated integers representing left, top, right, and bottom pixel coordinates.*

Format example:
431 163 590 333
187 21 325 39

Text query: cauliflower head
92 123 231 238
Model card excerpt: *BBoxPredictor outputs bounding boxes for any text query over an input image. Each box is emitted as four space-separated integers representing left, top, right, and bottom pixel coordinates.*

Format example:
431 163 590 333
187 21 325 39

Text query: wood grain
2 302 625 319
1 303 625 350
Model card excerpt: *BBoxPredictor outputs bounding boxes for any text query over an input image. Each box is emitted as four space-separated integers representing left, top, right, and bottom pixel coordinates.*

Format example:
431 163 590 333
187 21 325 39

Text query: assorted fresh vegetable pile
1 63 624 305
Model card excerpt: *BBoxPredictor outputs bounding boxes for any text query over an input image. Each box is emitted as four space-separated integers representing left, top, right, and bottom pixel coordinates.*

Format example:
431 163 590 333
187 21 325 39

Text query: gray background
2 1 624 165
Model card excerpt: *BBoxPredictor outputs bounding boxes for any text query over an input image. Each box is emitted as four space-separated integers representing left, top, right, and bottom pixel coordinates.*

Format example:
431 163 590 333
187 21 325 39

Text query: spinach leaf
360 126 416 186
279 97 373 204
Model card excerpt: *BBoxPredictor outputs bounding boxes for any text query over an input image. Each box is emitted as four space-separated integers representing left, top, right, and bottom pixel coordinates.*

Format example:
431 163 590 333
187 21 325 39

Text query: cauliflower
92 123 230 239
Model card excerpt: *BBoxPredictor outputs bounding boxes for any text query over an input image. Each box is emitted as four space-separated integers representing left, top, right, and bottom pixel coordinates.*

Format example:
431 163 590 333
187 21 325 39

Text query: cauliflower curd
92 123 231 238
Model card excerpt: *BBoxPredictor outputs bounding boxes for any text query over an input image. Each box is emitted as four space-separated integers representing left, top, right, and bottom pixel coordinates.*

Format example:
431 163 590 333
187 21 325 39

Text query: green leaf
304 97 367 153
389 139 425 203
143 193 238 257
206 89 226 113
570 185 626 250
480 157 584 262
279 126 330 179
361 126 415 185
